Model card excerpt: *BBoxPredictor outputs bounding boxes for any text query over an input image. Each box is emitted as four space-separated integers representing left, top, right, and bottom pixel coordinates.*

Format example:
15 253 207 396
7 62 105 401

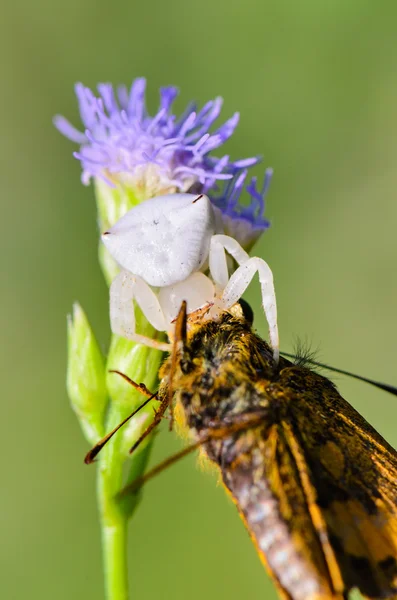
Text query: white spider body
102 193 279 361
102 193 215 287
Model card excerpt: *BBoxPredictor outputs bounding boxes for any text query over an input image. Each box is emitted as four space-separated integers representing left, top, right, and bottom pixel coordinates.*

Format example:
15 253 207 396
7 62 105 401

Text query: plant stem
97 458 129 600
95 312 164 600
96 396 156 600
101 515 129 600
97 403 131 600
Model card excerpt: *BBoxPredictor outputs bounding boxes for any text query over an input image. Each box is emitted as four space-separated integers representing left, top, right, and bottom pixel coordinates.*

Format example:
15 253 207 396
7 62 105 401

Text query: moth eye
239 299 254 325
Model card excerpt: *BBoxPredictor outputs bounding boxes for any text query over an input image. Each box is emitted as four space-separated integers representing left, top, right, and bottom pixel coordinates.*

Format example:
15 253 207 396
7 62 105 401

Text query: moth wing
285 366 397 600
221 424 344 600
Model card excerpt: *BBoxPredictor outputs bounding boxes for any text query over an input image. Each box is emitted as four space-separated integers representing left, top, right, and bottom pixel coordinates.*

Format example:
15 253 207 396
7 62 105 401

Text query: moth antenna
84 371 157 464
280 351 397 397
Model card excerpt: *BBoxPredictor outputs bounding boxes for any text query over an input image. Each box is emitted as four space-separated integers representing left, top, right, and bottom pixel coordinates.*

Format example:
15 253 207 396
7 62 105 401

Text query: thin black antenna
84 371 157 464
280 351 397 397
84 393 157 464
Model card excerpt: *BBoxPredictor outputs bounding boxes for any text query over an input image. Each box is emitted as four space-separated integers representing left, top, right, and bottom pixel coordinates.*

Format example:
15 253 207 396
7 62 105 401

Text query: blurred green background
2 1 397 599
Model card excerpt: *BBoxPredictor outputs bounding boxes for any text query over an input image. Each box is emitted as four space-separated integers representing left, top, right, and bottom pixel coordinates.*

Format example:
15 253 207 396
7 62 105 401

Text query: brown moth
87 301 397 600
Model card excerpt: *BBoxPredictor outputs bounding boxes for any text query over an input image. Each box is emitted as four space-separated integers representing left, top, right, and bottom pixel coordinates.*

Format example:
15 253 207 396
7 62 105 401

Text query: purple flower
210 168 273 248
54 78 260 201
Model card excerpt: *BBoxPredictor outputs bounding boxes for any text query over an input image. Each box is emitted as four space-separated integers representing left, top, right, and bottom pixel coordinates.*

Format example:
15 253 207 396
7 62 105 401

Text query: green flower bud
67 303 108 444
98 309 164 519
106 305 164 461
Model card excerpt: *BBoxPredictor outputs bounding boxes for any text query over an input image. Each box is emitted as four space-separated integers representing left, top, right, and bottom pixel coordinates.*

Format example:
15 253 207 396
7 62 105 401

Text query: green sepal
67 303 108 444
95 178 141 232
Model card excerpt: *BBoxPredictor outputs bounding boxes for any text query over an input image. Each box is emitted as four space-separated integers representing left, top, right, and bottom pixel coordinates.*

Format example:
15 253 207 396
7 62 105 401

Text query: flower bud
67 303 108 443
105 307 164 460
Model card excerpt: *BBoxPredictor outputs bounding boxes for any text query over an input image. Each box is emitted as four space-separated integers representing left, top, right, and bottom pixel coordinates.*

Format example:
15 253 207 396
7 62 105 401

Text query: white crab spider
102 193 279 361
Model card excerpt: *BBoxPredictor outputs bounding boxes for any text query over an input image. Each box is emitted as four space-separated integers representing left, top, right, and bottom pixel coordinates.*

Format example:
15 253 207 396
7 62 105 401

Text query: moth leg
128 394 170 454
87 302 189 462
121 409 268 496
166 300 188 431
110 269 171 351
128 301 189 451
108 370 155 398
209 235 279 362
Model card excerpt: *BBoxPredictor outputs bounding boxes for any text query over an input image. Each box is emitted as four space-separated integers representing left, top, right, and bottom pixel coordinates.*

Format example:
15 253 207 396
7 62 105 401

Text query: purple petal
53 116 86 144
98 83 119 114
178 111 197 137
160 86 179 113
128 78 147 120
117 85 129 110
232 156 261 169
214 112 240 143
75 83 97 129
55 77 271 236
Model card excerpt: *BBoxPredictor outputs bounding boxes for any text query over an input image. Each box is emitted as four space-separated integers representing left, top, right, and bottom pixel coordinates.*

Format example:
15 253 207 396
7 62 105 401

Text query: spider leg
110 269 171 351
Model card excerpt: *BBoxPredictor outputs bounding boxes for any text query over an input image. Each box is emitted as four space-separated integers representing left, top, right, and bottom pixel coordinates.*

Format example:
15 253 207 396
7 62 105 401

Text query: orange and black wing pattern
282 364 397 599
171 310 397 600
221 363 397 600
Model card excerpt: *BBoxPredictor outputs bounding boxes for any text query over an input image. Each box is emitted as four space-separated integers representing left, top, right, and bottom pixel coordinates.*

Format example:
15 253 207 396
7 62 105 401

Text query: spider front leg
110 270 172 352
209 235 279 362
209 234 250 289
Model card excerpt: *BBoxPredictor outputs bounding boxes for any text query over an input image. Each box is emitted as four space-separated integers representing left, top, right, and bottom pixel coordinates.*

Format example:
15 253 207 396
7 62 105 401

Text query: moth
86 301 397 600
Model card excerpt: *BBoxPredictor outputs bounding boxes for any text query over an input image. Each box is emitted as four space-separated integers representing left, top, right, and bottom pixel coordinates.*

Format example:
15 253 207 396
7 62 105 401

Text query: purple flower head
209 168 273 248
54 78 261 201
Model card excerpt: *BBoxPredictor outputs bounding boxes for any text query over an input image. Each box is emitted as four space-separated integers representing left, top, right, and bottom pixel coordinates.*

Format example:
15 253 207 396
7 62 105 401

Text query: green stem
101 515 129 600
94 306 164 600
96 402 156 600
97 454 129 600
